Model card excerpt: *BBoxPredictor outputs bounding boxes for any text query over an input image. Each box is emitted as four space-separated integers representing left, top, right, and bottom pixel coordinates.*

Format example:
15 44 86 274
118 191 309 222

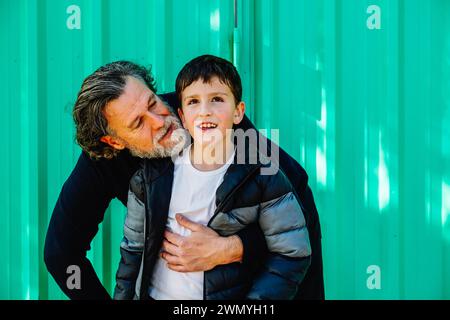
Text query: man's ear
177 107 186 128
233 102 246 125
100 135 126 150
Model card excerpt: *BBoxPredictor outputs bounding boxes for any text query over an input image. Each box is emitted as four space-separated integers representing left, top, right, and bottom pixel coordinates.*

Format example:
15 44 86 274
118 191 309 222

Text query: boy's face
178 76 245 146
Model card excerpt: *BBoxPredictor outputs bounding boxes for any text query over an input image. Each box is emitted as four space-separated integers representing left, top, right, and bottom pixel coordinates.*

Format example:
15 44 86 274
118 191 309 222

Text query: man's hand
161 214 243 272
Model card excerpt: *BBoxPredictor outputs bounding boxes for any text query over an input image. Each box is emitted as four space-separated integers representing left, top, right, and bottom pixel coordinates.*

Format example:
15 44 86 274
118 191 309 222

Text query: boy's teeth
200 123 217 128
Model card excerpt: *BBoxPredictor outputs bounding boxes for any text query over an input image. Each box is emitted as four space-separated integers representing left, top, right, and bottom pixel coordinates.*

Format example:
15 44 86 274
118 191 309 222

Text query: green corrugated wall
0 0 449 300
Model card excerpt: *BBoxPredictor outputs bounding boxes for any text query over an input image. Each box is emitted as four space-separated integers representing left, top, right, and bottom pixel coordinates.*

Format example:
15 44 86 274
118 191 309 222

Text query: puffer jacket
113 144 312 300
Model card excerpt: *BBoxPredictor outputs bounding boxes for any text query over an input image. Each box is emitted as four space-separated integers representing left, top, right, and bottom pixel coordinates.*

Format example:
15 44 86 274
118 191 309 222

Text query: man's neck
190 139 235 172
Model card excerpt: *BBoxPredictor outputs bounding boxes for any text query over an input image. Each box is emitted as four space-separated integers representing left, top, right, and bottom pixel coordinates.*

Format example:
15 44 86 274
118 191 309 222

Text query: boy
114 55 311 300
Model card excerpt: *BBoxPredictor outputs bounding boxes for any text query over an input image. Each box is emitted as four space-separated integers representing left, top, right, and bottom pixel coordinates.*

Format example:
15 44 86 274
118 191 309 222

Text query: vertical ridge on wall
36 0 49 300
0 0 11 300
20 0 40 300
442 0 450 299
332 0 342 300
396 0 406 299
236 0 255 119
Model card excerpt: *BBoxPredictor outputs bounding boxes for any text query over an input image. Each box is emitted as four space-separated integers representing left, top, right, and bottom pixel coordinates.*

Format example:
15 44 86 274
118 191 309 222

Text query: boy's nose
199 102 212 117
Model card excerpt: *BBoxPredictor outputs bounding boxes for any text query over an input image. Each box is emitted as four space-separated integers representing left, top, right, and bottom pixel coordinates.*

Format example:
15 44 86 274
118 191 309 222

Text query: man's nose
147 101 170 129
154 100 171 116
146 111 165 129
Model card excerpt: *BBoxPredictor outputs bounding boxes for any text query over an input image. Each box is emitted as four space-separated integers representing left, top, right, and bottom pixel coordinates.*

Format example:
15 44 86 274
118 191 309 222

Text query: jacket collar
140 140 269 223
215 142 265 209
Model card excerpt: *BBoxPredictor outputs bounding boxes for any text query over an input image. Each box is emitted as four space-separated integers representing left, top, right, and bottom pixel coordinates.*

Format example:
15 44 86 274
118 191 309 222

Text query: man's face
101 76 188 158
178 76 245 148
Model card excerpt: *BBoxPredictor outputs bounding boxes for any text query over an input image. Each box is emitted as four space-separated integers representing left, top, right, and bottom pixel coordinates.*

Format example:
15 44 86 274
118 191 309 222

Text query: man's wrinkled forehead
122 76 154 108
104 77 153 117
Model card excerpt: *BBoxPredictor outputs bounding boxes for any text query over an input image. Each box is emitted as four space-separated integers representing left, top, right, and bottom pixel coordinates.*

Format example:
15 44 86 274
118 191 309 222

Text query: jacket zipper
139 168 148 300
207 165 261 228
203 164 261 300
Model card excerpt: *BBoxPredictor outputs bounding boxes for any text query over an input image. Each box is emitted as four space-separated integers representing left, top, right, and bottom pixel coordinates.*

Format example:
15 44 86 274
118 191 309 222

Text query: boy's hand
161 213 243 272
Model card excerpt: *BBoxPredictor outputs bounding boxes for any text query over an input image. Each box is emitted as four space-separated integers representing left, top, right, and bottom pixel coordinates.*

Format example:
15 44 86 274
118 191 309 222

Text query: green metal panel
241 0 450 299
1 0 449 299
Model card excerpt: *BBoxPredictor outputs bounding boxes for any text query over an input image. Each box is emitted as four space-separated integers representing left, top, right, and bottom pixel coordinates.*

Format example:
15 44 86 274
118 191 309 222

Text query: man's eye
212 96 224 102
148 101 156 110
135 120 143 129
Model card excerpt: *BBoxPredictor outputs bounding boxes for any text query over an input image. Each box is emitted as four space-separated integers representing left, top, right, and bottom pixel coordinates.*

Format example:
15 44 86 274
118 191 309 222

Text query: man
44 60 325 300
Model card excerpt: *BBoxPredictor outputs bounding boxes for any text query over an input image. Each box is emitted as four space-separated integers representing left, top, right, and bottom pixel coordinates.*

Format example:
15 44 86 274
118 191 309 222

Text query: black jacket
114 145 311 300
44 92 325 300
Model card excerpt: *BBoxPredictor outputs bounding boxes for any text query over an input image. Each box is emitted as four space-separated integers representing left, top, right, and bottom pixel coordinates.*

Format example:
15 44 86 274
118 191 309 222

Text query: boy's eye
187 99 199 105
212 96 224 102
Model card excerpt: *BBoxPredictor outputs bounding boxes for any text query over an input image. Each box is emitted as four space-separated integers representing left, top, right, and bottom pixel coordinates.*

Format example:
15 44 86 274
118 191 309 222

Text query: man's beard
123 114 190 159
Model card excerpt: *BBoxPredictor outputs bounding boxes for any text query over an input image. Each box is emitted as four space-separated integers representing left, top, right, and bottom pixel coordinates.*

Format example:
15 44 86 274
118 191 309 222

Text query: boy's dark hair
175 54 242 105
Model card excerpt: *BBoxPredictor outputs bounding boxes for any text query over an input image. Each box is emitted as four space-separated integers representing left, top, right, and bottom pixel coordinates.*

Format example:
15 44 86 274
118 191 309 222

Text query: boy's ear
100 135 126 150
177 107 186 127
233 102 246 125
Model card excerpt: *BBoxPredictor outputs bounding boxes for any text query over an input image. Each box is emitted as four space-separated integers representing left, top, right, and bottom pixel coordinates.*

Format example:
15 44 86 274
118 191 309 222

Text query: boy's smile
197 122 218 131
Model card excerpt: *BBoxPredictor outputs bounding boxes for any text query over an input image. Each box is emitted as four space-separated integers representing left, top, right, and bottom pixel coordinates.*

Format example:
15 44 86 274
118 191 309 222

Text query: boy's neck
190 138 235 172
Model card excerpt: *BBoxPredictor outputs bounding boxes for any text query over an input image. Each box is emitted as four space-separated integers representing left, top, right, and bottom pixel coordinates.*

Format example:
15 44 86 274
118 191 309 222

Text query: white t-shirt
148 144 235 300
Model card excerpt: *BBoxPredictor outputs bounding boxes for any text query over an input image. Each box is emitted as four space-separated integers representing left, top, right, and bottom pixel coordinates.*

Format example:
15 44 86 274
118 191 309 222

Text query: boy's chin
190 128 232 140
191 138 233 150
